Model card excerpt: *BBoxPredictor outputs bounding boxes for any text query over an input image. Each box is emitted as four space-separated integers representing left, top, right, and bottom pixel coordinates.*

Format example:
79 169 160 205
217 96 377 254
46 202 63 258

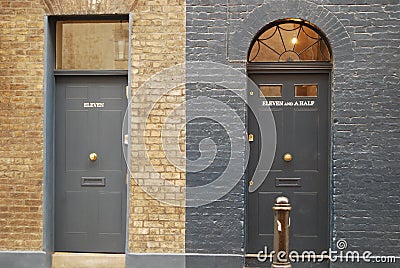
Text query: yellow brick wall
0 0 45 250
130 0 186 253
0 0 185 253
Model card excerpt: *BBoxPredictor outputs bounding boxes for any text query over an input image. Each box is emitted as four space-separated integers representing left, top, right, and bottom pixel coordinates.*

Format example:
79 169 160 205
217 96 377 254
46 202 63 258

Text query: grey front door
247 73 330 254
55 76 128 253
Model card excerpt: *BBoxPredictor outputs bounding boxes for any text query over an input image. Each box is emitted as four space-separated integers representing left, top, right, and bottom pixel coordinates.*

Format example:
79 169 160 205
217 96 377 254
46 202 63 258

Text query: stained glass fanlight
248 20 331 63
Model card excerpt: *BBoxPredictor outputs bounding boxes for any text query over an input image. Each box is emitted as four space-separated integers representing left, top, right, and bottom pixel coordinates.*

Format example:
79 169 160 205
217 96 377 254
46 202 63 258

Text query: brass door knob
89 152 98 161
283 153 293 162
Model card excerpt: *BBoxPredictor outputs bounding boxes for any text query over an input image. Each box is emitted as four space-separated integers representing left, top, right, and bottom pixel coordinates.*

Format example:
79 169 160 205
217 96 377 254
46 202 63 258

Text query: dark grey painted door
55 76 128 253
247 73 330 254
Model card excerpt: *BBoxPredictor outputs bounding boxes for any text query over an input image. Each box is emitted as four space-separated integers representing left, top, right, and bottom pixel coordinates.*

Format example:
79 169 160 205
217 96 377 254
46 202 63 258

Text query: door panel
293 109 319 171
98 192 123 234
66 111 89 171
55 76 128 253
292 192 319 237
247 73 330 254
98 110 123 171
65 191 89 234
269 108 284 171
66 86 88 99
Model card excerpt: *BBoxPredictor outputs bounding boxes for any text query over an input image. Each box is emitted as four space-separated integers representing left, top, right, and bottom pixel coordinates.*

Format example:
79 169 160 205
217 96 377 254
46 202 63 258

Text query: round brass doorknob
283 153 293 162
89 152 98 161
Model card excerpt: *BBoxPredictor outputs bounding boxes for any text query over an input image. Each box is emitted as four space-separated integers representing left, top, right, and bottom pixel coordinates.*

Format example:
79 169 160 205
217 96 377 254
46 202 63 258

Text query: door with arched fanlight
246 19 332 257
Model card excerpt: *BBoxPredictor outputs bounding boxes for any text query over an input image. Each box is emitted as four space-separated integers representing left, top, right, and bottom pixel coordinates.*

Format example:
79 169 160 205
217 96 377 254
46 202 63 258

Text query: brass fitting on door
89 152 98 161
283 153 293 162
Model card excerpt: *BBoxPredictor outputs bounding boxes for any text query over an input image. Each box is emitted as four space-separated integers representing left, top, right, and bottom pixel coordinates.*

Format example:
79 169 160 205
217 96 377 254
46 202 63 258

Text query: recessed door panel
99 110 123 171
292 192 319 237
265 108 283 171
65 191 89 234
66 111 89 171
98 192 123 234
293 109 319 171
66 86 88 99
99 86 123 100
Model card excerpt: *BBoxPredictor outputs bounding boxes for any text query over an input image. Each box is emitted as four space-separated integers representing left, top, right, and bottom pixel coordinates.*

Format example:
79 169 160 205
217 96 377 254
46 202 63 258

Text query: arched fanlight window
248 19 331 62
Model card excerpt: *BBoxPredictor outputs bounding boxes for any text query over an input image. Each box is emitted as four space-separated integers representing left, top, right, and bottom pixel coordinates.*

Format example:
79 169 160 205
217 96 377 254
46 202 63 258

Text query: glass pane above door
56 21 129 70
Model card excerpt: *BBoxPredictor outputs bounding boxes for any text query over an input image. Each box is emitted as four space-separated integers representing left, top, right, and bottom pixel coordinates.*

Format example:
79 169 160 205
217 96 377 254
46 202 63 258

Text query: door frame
43 14 132 254
245 62 333 257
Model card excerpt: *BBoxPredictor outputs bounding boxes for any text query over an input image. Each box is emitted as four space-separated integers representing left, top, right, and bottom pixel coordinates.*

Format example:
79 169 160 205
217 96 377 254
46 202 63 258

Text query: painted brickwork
0 0 186 254
186 0 400 262
186 1 246 255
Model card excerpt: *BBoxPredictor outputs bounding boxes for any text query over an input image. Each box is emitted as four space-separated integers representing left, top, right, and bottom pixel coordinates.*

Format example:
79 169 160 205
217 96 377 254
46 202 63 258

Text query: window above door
248 19 331 63
56 20 129 70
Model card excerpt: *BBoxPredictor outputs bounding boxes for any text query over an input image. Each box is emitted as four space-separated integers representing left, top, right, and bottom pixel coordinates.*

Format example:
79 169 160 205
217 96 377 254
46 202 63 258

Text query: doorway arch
246 19 332 262
227 0 354 64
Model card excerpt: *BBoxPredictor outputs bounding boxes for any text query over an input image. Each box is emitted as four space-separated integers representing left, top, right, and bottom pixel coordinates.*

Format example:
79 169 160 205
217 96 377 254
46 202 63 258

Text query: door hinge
126 173 129 185
125 86 129 99
124 134 129 145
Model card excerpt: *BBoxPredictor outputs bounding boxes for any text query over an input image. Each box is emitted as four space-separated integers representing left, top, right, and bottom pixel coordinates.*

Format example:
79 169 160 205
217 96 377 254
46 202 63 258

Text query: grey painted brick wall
186 0 400 263
185 81 246 254
186 1 247 256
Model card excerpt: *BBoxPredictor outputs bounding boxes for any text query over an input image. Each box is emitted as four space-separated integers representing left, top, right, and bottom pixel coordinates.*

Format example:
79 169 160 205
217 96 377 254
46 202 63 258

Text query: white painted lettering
83 102 105 108
262 100 315 107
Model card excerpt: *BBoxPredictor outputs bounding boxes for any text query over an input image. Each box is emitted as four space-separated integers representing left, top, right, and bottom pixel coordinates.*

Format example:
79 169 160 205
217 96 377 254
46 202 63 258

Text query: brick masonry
0 0 45 250
0 0 186 254
186 0 400 261
129 0 186 253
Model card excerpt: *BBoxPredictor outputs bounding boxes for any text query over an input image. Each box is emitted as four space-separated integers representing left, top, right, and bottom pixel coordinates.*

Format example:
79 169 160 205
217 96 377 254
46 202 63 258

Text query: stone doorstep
52 253 125 268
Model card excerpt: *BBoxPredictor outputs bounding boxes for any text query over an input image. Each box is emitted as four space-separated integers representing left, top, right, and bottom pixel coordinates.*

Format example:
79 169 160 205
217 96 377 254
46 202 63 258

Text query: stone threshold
52 252 125 268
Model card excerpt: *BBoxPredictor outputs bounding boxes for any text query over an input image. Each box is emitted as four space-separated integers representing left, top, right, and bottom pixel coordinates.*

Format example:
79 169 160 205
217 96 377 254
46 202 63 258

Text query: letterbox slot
275 178 301 187
81 177 106 187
